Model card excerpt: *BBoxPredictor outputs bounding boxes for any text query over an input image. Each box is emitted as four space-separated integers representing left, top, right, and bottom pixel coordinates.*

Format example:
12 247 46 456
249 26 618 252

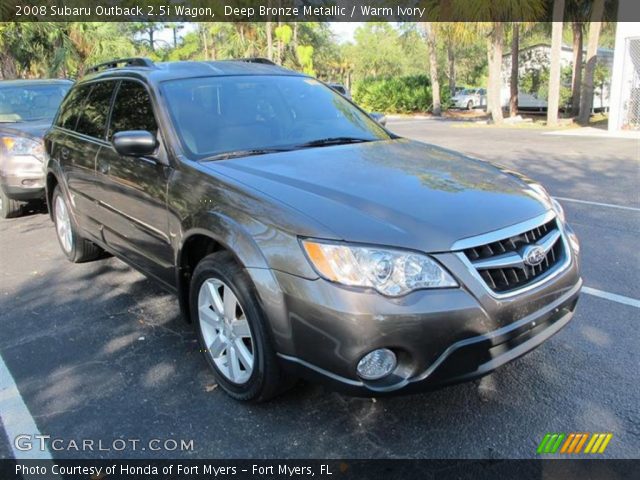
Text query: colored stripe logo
537 433 612 454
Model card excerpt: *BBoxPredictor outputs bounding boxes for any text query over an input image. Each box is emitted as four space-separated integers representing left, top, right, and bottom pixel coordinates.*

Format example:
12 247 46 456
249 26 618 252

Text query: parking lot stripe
0 353 53 460
583 287 640 308
555 197 640 212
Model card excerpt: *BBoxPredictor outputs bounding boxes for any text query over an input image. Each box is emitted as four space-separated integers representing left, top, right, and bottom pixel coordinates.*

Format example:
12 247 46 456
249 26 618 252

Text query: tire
467 100 474 110
51 186 103 263
190 251 290 402
0 188 23 219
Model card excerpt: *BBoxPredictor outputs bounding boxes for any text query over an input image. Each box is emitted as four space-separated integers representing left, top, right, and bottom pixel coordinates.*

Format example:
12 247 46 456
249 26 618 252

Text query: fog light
356 348 397 380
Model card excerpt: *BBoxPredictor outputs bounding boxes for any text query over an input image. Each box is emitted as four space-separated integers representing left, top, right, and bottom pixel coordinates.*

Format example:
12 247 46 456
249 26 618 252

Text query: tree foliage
0 19 613 121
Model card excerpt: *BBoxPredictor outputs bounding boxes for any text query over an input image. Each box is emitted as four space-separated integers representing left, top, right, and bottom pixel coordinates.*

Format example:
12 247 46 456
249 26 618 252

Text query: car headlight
301 240 458 297
1 136 45 162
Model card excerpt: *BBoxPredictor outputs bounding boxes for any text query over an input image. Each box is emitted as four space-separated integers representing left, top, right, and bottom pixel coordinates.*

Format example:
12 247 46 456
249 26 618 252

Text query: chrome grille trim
470 228 561 270
453 211 571 298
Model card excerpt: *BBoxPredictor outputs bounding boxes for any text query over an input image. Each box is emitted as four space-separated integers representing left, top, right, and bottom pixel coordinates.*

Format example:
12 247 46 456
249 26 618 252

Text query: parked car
451 87 486 110
0 79 73 218
328 82 352 100
45 58 581 402
369 112 387 126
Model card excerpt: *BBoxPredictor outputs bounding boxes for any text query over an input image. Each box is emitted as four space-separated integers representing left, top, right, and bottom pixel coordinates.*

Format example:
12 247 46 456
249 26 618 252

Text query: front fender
176 212 314 355
45 159 68 221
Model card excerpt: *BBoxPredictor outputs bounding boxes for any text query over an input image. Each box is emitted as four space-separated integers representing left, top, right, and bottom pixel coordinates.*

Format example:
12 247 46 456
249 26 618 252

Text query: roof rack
87 58 156 73
236 58 277 66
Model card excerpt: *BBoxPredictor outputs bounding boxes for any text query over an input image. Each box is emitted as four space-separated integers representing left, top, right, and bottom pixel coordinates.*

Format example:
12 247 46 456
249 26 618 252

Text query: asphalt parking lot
0 119 638 460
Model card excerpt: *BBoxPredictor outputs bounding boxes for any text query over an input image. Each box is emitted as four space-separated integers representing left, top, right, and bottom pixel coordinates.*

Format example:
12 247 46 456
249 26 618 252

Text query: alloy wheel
198 278 255 384
55 195 73 253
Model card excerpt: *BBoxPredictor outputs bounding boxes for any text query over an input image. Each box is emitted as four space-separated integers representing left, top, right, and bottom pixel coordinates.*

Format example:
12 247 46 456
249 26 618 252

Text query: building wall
501 44 613 109
608 22 640 131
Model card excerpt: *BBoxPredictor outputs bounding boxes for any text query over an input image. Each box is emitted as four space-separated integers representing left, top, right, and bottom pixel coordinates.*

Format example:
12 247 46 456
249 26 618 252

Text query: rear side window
108 81 157 138
55 85 91 131
75 81 116 139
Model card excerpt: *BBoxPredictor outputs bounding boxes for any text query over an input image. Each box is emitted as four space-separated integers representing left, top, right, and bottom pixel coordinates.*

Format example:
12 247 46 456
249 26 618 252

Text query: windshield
161 75 391 160
0 84 71 122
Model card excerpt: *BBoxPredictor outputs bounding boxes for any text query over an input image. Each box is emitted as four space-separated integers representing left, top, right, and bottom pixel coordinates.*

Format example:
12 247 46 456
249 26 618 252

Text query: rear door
69 80 118 238
96 80 174 286
50 83 101 239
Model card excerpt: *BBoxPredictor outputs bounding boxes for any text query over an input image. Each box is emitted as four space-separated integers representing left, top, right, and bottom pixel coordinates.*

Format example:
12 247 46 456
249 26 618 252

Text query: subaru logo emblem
522 245 546 266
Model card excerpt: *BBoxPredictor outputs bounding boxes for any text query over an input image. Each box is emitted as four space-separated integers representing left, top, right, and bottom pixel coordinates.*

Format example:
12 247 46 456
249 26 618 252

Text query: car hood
205 139 551 252
0 120 51 139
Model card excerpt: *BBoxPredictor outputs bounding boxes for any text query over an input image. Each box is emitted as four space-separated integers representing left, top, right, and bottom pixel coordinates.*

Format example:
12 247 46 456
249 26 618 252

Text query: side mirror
112 130 157 157
370 112 387 127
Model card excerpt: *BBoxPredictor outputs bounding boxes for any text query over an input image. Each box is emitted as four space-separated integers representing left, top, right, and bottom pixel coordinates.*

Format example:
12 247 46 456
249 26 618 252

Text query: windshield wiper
295 137 372 149
198 138 373 161
199 147 293 162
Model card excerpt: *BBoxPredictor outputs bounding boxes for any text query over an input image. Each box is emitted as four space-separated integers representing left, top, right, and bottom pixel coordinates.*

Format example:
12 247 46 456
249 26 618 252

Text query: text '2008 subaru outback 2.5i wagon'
44 58 582 402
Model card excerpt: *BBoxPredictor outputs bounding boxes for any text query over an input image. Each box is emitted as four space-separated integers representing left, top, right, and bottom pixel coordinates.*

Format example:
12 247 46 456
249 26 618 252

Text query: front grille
463 218 565 293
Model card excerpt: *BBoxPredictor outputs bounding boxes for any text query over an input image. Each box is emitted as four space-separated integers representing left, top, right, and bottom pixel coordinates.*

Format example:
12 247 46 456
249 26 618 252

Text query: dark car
0 79 73 218
328 82 352 100
44 58 582 402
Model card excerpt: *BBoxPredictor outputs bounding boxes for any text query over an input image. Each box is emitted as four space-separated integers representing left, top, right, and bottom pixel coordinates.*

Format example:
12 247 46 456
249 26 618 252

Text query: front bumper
267 246 581 396
0 154 45 201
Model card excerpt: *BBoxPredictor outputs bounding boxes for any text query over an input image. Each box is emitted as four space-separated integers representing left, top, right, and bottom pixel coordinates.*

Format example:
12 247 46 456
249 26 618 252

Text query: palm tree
570 20 584 115
127 22 165 52
0 23 68 78
509 23 520 117
486 22 506 123
578 0 606 125
438 23 478 96
266 21 274 61
547 0 566 127
506 22 536 117
0 23 22 79
566 0 589 115
462 1 546 124
422 22 441 116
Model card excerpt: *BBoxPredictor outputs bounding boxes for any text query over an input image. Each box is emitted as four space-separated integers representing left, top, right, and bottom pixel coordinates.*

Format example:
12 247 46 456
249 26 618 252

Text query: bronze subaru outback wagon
45 58 582 401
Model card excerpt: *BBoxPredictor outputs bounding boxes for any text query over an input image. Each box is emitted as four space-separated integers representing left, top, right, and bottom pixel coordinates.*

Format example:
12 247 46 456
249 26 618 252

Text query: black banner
1 459 638 480
1 0 632 23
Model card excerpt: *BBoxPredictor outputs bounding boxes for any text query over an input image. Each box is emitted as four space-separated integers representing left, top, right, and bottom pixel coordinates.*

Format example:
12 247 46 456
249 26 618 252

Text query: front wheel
190 252 290 402
52 186 103 262
0 188 22 219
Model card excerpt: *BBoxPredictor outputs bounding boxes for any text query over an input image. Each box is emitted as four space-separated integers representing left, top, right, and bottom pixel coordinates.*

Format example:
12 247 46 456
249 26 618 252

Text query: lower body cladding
253 251 581 396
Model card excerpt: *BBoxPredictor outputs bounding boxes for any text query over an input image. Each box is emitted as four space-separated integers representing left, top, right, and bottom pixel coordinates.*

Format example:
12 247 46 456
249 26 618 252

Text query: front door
96 80 174 286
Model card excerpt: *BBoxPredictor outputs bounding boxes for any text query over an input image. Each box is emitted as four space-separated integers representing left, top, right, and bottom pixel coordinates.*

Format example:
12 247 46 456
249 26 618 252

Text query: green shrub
353 75 433 113
521 66 573 108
